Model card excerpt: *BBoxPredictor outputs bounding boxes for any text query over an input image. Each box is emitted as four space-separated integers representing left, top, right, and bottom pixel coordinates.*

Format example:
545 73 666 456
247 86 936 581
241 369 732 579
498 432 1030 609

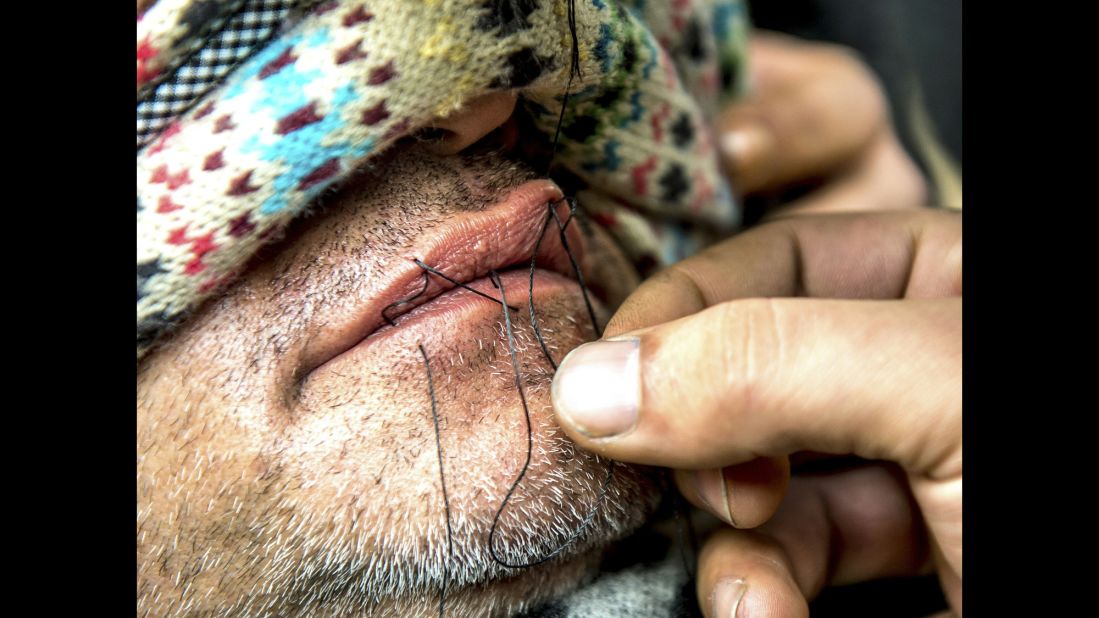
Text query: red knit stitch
214 115 236 133
167 169 190 190
189 232 218 259
342 5 374 27
194 101 216 119
650 104 671 143
199 276 222 293
368 61 396 85
299 158 341 190
137 37 157 61
168 226 189 245
184 258 206 275
361 101 390 125
227 213 256 238
203 149 226 171
336 39 368 65
137 37 159 85
383 118 410 140
592 212 617 227
259 47 298 79
631 156 658 196
276 103 324 135
157 195 182 213
227 171 261 196
149 122 182 154
150 165 190 190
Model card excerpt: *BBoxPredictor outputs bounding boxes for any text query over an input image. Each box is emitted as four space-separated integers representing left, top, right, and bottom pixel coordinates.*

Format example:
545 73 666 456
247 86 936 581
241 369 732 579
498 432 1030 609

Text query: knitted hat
137 0 750 358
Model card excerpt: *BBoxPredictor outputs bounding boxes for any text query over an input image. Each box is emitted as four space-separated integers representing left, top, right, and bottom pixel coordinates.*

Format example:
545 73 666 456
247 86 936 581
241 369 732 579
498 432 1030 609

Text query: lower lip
325 268 591 367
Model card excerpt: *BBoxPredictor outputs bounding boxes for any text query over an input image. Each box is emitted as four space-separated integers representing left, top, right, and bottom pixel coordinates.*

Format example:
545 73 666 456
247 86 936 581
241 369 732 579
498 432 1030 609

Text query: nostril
418 91 518 156
411 127 456 145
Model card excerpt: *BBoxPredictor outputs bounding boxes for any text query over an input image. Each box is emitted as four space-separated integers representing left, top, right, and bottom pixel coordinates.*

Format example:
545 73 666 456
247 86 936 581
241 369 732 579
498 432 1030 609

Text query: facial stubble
137 149 661 617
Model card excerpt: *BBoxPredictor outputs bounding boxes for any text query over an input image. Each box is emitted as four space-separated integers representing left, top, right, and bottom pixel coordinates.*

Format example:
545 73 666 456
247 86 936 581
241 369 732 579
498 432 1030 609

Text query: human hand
721 31 927 217
550 210 961 616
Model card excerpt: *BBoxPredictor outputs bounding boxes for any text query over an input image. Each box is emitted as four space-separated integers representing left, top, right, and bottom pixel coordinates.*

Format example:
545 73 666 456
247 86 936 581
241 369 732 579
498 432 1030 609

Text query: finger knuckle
712 299 787 419
917 210 963 293
665 261 711 307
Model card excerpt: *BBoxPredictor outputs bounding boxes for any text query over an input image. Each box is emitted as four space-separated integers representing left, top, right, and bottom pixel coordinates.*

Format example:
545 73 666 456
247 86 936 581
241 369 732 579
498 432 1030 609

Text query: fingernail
720 123 775 175
712 578 748 618
551 338 640 438
692 467 736 527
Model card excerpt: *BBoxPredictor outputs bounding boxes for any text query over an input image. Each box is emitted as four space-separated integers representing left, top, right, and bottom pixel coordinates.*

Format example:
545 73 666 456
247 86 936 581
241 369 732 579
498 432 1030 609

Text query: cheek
137 353 285 581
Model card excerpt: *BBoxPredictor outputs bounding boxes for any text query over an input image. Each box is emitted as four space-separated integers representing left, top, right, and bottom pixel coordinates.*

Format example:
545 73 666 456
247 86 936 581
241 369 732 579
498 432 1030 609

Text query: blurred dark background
749 0 962 209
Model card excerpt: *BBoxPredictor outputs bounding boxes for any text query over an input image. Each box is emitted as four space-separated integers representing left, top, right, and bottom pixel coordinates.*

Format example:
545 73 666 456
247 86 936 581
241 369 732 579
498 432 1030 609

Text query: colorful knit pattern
137 0 750 358
137 0 300 149
138 0 247 93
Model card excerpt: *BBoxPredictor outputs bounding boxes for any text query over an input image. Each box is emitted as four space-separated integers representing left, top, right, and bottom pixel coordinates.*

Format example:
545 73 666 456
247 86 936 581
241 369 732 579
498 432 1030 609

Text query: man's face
137 103 664 616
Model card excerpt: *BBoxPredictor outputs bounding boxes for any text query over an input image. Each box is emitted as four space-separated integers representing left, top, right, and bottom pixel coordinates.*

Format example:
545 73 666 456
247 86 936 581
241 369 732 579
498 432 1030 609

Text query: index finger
604 210 961 338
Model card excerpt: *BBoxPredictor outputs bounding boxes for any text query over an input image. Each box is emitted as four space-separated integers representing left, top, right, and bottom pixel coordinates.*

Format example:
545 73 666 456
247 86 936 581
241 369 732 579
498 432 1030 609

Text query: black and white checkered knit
136 0 298 149
135 0 247 102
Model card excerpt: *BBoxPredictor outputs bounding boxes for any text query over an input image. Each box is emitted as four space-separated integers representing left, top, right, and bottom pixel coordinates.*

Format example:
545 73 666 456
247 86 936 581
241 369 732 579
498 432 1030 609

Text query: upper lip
299 179 587 374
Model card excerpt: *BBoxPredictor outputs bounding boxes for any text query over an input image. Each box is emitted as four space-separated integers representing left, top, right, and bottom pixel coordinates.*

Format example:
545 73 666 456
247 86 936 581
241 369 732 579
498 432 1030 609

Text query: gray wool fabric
544 557 692 617
518 518 706 618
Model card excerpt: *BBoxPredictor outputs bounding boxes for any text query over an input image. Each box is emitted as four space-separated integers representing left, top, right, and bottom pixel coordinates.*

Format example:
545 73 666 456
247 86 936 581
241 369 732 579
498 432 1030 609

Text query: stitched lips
298 179 591 376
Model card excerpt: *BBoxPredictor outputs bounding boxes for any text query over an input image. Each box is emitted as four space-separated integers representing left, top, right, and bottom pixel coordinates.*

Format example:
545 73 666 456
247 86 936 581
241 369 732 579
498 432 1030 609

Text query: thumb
551 297 961 480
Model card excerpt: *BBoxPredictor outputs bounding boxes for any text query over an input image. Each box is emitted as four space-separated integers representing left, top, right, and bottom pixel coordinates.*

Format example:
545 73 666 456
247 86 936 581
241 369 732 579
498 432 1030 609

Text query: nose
417 91 518 156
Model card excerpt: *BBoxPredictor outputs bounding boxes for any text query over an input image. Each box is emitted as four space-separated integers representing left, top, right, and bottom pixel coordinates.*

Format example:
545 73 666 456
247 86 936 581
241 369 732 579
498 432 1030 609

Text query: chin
278 282 664 615
137 148 661 616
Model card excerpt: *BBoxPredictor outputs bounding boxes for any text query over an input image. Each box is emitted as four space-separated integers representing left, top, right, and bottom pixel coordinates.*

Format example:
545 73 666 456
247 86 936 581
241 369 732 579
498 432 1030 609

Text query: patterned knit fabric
138 0 295 149
137 0 247 95
137 0 750 358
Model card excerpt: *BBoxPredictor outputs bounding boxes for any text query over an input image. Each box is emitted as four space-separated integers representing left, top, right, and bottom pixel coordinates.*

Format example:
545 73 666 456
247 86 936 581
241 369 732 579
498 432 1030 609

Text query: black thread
386 271 445 614
487 269 615 569
567 0 582 82
552 198 601 338
413 258 521 311
545 0 582 177
419 343 454 618
533 0 590 362
382 270 431 327
527 198 602 367
410 2 616 605
528 207 559 369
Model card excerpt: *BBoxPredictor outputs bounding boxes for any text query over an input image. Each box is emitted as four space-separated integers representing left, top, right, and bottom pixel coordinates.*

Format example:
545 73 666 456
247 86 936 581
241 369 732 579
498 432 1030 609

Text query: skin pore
137 145 663 617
